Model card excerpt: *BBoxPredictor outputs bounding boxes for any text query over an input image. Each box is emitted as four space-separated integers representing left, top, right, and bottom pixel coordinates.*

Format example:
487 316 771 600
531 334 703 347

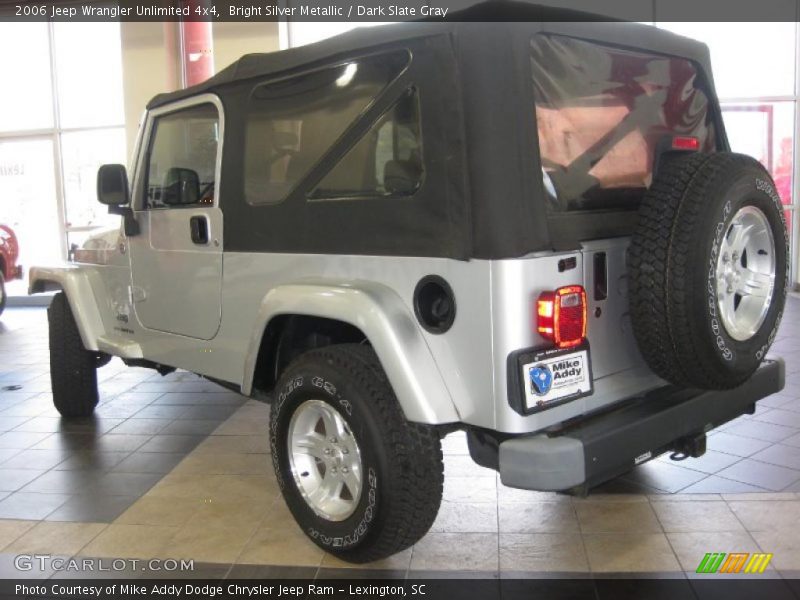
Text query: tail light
536 285 587 348
672 136 699 151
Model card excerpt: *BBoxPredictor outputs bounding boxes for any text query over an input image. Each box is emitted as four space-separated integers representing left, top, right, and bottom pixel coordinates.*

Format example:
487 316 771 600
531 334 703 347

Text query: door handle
189 215 209 245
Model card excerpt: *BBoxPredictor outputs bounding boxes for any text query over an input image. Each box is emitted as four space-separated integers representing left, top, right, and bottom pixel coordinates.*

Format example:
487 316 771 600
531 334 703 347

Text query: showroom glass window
54 23 126 244
659 22 798 275
0 23 54 132
0 22 125 296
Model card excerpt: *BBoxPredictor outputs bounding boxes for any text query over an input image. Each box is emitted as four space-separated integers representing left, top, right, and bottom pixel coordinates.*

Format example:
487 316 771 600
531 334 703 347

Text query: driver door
128 97 223 340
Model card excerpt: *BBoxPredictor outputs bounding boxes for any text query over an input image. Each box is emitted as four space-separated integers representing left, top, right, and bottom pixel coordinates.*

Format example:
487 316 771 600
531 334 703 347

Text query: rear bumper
490 359 784 491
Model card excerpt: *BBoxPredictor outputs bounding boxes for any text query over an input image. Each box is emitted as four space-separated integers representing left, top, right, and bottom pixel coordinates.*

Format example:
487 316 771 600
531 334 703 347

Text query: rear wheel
270 344 443 563
48 292 99 417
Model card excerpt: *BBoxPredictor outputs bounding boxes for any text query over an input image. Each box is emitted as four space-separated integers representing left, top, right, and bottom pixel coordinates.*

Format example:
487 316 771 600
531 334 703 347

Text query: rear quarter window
243 51 410 206
532 34 717 212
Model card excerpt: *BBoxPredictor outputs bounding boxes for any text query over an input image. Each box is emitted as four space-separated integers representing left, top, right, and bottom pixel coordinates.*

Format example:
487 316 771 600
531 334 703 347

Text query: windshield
532 34 717 212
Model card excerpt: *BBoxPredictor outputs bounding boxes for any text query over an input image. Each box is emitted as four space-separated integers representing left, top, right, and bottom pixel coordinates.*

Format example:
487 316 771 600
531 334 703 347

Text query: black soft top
149 2 712 110
144 3 721 260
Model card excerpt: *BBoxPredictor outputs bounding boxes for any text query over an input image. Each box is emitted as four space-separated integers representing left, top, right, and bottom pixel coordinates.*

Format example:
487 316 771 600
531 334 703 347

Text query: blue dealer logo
529 365 553 396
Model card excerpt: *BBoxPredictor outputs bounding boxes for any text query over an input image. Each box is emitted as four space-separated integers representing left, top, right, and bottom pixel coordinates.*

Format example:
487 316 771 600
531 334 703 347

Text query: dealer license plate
521 346 592 411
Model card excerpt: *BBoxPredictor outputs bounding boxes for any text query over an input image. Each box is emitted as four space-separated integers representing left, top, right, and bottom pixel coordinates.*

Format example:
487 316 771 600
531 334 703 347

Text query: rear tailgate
581 237 648 380
492 248 664 434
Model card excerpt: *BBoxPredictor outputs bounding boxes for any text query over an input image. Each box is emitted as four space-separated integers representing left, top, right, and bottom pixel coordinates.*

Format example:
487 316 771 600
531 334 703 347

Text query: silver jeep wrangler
30 16 788 563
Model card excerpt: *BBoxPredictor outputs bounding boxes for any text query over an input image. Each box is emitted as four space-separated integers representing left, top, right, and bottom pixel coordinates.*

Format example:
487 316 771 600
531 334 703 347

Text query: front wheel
48 292 99 417
270 344 444 563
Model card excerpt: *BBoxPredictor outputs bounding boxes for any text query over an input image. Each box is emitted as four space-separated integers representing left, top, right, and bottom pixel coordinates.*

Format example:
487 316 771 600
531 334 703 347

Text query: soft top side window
243 51 410 206
308 87 424 201
145 102 220 209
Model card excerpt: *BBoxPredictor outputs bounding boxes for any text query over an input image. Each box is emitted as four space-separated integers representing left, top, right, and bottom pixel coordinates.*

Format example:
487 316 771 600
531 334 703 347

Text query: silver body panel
30 244 661 433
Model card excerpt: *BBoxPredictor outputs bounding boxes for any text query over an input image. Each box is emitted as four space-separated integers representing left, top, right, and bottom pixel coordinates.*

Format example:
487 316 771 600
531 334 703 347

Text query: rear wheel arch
252 314 368 394
243 283 460 425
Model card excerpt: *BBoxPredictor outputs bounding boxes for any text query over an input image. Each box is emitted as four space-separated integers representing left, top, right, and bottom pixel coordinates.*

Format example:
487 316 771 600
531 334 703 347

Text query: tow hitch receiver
670 433 707 461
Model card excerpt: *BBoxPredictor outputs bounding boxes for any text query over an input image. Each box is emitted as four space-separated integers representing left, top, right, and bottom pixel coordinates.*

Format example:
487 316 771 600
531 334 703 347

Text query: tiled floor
1 303 800 579
0 310 244 523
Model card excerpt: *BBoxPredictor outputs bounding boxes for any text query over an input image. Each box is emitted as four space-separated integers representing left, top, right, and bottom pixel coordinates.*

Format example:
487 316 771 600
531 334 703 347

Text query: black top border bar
1 0 799 22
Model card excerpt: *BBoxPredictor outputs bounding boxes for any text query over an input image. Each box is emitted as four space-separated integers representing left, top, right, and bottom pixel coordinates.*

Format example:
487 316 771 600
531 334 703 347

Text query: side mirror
163 167 200 206
97 164 139 237
97 164 130 206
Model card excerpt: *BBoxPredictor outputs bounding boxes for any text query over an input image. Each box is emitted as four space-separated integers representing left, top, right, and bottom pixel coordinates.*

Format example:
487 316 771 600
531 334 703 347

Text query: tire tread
629 152 785 389
272 343 444 563
48 292 98 417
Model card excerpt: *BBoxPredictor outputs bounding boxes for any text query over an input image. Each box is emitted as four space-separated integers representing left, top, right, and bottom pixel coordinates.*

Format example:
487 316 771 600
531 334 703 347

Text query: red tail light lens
536 285 587 348
672 136 699 151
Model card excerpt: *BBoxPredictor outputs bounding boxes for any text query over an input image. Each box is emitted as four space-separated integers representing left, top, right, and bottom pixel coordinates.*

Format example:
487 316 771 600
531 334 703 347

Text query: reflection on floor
1 301 800 579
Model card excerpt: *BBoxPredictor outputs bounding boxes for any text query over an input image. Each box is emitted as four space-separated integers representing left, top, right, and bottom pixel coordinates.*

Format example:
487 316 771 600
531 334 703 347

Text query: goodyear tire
270 344 443 563
48 292 99 417
629 152 788 389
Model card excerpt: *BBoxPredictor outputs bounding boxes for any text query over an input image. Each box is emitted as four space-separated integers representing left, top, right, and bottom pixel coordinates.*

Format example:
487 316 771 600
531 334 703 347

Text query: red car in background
0 225 22 315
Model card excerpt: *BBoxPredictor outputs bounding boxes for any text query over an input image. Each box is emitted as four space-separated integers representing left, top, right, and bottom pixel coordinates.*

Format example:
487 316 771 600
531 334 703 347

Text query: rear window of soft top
532 34 717 212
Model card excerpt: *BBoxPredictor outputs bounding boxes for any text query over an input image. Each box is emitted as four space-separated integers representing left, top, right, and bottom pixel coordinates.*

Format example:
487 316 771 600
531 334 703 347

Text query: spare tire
629 152 788 390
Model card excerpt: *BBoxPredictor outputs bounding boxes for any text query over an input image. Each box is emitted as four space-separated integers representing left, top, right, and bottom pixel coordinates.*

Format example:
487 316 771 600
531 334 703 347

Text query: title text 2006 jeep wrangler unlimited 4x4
30 11 788 562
